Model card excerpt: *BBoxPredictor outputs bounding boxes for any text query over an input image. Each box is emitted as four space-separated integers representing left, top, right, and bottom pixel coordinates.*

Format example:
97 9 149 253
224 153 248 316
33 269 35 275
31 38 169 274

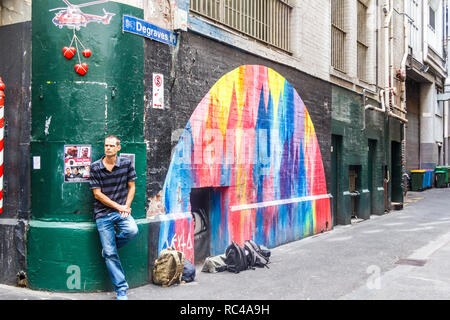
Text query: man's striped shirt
89 156 137 220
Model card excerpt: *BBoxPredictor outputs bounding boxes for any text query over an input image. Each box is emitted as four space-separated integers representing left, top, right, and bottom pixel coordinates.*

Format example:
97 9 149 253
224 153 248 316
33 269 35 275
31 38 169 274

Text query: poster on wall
64 145 92 183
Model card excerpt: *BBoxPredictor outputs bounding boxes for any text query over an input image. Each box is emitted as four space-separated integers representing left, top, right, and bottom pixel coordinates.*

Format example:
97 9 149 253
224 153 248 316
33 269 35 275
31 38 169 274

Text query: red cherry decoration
63 46 76 59
75 63 88 76
82 49 91 58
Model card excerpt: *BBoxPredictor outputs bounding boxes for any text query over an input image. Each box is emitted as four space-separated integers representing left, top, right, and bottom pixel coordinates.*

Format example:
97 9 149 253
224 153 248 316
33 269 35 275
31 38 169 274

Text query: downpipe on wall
400 0 409 196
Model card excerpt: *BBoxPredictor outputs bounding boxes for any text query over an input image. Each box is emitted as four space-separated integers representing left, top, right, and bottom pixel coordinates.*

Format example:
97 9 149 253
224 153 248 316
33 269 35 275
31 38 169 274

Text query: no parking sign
153 73 164 109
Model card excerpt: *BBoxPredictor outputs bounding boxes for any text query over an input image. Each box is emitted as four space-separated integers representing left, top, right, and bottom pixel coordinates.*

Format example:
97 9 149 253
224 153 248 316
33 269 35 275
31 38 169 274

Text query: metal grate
357 0 368 81
331 0 346 72
190 0 292 52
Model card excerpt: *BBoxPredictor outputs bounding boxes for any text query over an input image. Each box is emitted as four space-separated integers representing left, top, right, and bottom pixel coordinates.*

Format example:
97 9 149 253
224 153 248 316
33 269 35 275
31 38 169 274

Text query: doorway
349 165 362 219
331 135 343 226
368 139 377 215
391 141 403 204
190 188 212 264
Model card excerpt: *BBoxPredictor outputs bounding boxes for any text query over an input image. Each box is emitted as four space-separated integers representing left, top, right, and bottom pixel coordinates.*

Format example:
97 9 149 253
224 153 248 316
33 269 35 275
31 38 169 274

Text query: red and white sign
153 73 164 109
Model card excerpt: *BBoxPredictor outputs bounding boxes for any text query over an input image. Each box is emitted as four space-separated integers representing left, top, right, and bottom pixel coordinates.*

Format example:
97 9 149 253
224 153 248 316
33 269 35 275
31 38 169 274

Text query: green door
391 141 403 203
368 139 377 215
331 135 342 226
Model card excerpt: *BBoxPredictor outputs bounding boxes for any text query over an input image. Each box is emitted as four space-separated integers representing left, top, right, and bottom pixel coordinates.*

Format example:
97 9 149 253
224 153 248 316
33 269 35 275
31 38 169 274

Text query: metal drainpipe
401 0 409 196
389 0 395 113
362 89 366 131
376 0 379 92
384 1 393 113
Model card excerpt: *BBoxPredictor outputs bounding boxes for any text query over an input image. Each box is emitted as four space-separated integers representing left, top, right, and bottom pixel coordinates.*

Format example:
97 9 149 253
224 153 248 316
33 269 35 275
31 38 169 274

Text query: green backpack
152 247 185 287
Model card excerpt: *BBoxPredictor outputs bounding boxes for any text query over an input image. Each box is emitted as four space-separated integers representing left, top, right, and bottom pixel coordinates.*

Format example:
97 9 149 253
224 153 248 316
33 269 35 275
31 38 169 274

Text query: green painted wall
27 219 149 292
331 85 403 225
27 0 148 291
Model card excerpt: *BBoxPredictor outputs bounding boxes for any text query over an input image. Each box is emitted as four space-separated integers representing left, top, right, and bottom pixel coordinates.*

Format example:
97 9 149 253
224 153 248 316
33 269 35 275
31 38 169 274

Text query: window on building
436 100 444 117
357 0 369 81
331 0 346 72
429 5 436 30
190 0 292 52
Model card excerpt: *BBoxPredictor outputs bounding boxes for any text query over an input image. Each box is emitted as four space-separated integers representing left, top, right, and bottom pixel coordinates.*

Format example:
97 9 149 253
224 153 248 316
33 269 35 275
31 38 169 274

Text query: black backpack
224 241 249 273
244 240 270 269
181 259 196 283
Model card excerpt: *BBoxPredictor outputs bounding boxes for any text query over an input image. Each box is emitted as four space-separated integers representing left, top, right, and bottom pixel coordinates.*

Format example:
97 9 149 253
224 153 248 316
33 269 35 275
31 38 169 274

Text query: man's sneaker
116 291 128 300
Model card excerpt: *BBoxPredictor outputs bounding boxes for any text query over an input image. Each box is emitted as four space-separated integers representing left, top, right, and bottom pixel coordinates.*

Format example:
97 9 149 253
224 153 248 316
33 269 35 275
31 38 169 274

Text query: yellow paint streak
208 66 246 135
267 68 285 122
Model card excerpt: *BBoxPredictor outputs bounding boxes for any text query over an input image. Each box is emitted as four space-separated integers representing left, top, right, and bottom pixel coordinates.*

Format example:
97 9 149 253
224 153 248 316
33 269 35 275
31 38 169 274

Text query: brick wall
0 21 31 285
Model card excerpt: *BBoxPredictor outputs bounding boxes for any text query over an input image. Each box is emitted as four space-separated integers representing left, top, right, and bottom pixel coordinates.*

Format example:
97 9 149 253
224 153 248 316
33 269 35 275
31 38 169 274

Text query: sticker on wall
64 145 91 183
152 73 164 109
50 0 116 75
33 156 41 170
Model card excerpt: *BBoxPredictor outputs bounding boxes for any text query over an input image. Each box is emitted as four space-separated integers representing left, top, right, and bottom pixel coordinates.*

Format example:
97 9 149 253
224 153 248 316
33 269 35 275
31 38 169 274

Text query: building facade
0 0 415 291
405 0 448 170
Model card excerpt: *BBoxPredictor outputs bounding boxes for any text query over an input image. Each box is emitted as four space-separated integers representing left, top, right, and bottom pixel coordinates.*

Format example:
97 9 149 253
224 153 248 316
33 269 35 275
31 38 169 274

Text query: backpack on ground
201 254 228 273
152 247 185 287
258 244 271 259
224 241 249 273
181 259 196 283
244 240 270 269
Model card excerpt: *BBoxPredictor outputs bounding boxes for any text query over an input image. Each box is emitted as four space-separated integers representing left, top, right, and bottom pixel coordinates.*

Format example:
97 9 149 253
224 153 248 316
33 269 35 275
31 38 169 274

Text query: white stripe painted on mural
0 218 28 225
230 194 332 212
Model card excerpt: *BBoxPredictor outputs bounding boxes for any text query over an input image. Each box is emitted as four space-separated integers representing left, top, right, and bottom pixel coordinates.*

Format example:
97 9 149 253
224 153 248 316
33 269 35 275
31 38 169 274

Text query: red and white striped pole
0 77 5 214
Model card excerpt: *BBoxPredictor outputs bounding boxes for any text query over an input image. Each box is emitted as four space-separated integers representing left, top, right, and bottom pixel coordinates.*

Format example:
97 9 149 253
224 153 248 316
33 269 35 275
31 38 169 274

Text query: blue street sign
122 14 177 46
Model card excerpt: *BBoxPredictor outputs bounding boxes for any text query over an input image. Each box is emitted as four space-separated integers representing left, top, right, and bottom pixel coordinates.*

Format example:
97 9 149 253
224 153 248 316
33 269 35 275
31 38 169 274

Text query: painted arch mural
163 65 331 255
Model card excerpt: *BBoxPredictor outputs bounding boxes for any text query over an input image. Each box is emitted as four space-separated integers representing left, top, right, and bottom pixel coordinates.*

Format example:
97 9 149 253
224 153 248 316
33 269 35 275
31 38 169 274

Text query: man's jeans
96 212 139 293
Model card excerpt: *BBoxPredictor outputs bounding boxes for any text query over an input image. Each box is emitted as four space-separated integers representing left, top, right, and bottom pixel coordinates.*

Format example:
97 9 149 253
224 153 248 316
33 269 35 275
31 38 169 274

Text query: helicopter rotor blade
62 0 73 7
76 0 110 8
49 7 68 12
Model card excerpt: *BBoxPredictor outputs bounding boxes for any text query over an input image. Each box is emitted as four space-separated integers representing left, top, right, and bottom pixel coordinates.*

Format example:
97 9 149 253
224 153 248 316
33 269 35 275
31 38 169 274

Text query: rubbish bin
435 166 448 188
410 170 425 191
424 169 434 189
447 166 450 186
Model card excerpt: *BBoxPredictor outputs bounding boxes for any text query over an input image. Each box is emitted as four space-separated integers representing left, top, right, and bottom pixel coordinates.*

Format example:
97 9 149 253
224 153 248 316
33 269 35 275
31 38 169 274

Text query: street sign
122 14 177 46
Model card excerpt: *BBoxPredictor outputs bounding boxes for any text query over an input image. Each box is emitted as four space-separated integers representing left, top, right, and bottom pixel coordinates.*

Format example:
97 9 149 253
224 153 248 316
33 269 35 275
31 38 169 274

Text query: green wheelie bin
410 170 425 191
435 166 448 188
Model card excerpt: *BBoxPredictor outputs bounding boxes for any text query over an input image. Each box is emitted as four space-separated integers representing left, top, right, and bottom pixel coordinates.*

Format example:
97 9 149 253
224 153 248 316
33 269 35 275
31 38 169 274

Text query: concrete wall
331 84 403 224
0 21 31 285
26 0 149 291
0 0 31 26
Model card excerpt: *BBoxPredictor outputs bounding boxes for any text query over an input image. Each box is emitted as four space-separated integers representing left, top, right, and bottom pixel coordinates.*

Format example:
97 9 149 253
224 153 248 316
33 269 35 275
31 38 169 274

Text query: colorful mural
163 65 331 254
157 213 194 263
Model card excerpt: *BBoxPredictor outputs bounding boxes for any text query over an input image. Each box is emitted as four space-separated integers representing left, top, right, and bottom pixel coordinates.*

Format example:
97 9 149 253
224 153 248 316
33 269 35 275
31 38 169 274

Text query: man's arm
125 180 136 209
92 188 131 214
117 181 135 218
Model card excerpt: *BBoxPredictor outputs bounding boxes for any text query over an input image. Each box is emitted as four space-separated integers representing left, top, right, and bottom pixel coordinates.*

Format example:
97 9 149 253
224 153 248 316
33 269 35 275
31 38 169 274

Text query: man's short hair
105 135 121 146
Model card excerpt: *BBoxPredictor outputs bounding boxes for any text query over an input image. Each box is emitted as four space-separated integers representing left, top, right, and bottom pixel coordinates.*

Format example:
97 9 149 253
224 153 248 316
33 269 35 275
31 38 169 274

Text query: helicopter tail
102 9 115 24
